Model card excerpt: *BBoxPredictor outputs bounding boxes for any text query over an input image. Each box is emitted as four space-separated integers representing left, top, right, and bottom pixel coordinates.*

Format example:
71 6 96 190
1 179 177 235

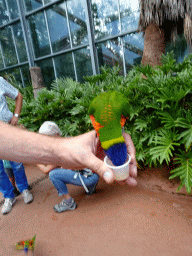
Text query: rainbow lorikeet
88 91 130 166
15 235 36 254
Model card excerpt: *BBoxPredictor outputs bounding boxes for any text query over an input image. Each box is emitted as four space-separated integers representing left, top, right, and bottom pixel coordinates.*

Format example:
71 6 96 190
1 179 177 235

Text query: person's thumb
85 154 114 183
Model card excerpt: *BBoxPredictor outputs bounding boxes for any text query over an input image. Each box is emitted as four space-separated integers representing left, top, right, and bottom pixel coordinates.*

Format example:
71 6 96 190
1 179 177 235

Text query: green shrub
8 53 192 193
123 53 192 193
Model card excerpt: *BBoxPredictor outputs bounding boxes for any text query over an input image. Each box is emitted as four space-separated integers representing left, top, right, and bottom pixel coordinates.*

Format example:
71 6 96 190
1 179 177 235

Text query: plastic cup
104 154 131 181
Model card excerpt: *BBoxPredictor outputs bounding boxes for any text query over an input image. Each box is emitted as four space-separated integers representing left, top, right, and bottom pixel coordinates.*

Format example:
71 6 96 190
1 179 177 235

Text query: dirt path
0 165 192 256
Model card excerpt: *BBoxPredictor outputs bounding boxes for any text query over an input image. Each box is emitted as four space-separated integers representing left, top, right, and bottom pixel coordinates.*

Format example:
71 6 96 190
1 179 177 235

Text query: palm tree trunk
141 24 166 67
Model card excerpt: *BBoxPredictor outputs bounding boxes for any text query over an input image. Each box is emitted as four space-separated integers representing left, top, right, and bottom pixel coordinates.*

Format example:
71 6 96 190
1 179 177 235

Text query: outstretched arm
0 122 114 183
0 122 137 185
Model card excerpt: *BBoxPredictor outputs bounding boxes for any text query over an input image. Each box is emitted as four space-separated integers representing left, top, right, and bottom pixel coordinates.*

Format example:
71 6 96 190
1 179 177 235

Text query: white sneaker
22 189 33 204
1 198 16 215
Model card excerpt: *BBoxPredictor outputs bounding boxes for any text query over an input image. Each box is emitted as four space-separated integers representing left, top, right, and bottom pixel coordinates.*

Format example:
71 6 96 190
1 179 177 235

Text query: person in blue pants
0 76 33 215
3 160 20 196
2 160 32 197
0 160 33 214
37 121 99 213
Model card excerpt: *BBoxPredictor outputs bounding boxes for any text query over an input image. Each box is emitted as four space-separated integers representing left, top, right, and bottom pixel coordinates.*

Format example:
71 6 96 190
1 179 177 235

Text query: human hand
95 132 137 186
58 130 137 185
37 164 57 175
10 116 19 126
118 132 137 186
58 131 114 183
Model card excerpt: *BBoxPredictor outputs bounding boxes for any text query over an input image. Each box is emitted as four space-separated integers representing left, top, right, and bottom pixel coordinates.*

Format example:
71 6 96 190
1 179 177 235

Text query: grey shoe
22 189 33 204
54 198 77 213
1 198 16 215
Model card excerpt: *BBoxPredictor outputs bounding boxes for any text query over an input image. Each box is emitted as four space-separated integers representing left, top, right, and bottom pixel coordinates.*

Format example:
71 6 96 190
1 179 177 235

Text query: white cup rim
104 154 131 169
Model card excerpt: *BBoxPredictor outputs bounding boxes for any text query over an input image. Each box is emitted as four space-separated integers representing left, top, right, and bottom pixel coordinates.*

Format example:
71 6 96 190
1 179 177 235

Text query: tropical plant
125 53 192 193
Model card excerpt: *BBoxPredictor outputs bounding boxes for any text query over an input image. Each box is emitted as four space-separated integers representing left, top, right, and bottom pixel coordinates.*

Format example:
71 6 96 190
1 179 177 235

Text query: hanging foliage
138 0 192 44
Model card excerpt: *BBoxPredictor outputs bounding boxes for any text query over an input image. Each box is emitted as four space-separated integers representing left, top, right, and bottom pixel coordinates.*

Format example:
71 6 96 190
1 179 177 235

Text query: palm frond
138 0 192 44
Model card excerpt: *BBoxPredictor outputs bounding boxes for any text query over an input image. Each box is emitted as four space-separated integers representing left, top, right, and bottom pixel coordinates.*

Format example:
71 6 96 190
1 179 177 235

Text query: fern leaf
169 150 192 193
134 119 148 131
136 150 146 162
150 129 180 164
158 112 176 129
178 126 192 150
69 106 84 115
175 117 191 129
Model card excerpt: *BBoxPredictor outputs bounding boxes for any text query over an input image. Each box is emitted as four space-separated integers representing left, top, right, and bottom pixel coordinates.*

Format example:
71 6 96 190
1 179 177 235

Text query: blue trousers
0 160 29 198
49 169 99 196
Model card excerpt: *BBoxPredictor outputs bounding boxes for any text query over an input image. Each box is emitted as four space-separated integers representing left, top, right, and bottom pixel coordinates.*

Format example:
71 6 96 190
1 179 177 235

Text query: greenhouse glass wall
0 0 191 88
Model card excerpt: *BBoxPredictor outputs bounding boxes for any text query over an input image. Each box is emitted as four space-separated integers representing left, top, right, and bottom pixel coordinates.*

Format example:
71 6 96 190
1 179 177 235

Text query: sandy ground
0 164 192 256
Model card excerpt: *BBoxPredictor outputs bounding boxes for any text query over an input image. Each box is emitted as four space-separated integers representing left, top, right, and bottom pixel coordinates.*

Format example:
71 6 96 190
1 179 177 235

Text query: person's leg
4 168 20 196
49 168 70 196
50 168 99 193
3 160 21 196
4 168 15 187
68 170 99 193
0 160 15 199
10 161 33 203
0 160 16 214
50 168 99 187
49 169 99 212
9 161 28 192
49 169 78 213
85 173 99 195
